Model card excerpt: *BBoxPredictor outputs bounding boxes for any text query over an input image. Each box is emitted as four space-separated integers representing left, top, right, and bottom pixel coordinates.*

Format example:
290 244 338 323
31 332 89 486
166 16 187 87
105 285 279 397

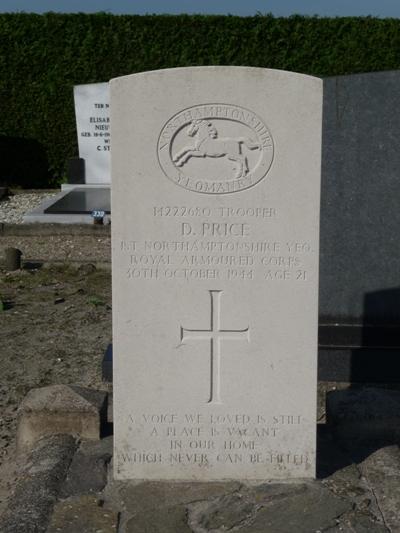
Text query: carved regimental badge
157 104 274 194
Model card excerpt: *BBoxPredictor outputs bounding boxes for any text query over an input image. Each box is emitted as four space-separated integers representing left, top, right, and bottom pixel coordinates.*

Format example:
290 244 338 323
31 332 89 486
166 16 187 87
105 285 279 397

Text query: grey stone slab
187 483 351 533
242 486 351 532
23 212 106 224
360 446 400 532
188 492 258 531
323 463 372 505
320 70 400 324
60 436 113 498
124 505 191 533
50 444 400 533
325 511 389 533
322 461 384 524
1 435 77 533
104 477 241 516
112 66 321 481
0 222 110 236
16 385 107 454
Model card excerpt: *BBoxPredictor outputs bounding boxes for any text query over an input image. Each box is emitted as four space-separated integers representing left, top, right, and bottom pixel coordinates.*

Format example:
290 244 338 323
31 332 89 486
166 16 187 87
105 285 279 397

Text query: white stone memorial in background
74 82 110 184
111 67 322 480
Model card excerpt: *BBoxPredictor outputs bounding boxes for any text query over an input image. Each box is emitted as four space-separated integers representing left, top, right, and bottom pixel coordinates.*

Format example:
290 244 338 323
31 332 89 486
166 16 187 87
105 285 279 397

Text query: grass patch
87 296 105 307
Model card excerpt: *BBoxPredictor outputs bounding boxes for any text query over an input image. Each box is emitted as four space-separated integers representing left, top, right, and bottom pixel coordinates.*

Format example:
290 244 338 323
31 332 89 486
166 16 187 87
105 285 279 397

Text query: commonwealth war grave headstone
111 67 322 480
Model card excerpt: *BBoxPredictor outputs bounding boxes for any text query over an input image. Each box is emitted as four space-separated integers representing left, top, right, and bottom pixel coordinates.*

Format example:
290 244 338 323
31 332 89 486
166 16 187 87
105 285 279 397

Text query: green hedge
1 13 400 186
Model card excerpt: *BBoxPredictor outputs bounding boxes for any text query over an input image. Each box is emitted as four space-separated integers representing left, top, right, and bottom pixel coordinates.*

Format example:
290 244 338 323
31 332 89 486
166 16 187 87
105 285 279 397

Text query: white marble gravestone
74 82 110 184
111 67 322 481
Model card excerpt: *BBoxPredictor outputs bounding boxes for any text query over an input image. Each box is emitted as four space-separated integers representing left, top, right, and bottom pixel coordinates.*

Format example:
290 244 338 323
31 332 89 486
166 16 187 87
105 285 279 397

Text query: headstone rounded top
110 65 322 85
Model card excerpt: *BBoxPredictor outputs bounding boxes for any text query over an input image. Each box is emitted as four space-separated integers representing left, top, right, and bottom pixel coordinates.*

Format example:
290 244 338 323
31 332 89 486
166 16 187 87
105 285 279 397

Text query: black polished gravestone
102 70 400 385
319 70 400 382
44 188 110 214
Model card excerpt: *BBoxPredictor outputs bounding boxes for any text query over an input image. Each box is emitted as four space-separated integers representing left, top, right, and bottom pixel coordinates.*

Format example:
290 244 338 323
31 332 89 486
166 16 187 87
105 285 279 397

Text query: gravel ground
0 190 58 224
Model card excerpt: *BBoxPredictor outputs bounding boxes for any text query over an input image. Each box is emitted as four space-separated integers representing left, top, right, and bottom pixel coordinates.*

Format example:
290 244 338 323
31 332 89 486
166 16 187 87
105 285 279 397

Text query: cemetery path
0 264 111 515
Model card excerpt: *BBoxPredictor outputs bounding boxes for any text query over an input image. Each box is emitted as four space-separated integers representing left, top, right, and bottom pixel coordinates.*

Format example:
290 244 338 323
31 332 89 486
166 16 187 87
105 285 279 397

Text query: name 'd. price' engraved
180 290 249 404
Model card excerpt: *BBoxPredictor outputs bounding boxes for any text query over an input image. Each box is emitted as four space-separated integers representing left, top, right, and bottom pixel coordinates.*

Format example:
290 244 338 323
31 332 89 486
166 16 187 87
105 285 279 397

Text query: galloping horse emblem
172 120 260 179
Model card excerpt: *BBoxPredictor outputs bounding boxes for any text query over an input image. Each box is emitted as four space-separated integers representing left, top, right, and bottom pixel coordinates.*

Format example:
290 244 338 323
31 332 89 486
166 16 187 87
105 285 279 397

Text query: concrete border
0 223 110 236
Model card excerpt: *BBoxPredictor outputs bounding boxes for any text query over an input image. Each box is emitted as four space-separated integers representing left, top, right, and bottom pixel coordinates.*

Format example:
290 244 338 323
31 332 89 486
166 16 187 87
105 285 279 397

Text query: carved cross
180 290 250 404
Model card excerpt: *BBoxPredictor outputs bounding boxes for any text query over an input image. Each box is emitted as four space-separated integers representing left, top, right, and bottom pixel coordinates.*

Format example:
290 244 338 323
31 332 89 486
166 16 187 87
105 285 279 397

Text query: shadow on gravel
23 262 43 270
0 299 13 310
317 415 399 479
317 424 351 478
318 287 400 479
102 422 113 439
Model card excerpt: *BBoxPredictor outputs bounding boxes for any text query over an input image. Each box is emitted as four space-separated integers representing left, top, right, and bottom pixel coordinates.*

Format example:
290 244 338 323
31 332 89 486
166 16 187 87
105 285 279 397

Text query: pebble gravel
0 191 57 224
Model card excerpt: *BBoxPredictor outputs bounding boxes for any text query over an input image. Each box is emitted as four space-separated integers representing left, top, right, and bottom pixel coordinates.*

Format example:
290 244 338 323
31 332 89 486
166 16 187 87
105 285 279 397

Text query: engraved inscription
79 101 110 152
120 206 313 285
115 411 312 474
153 206 277 218
122 236 312 284
180 290 249 404
158 104 274 194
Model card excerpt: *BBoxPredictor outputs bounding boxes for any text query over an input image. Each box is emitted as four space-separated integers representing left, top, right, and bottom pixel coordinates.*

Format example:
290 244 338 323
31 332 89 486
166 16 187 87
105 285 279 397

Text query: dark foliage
1 13 399 186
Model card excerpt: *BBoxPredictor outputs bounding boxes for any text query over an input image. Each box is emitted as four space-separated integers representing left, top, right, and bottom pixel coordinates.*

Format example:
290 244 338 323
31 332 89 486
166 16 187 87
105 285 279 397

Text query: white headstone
111 67 322 481
74 82 110 184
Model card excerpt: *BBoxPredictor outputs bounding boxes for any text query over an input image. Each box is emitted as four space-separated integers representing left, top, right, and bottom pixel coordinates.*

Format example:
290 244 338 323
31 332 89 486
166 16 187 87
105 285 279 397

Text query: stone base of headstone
4 421 400 531
326 387 400 444
16 384 108 455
